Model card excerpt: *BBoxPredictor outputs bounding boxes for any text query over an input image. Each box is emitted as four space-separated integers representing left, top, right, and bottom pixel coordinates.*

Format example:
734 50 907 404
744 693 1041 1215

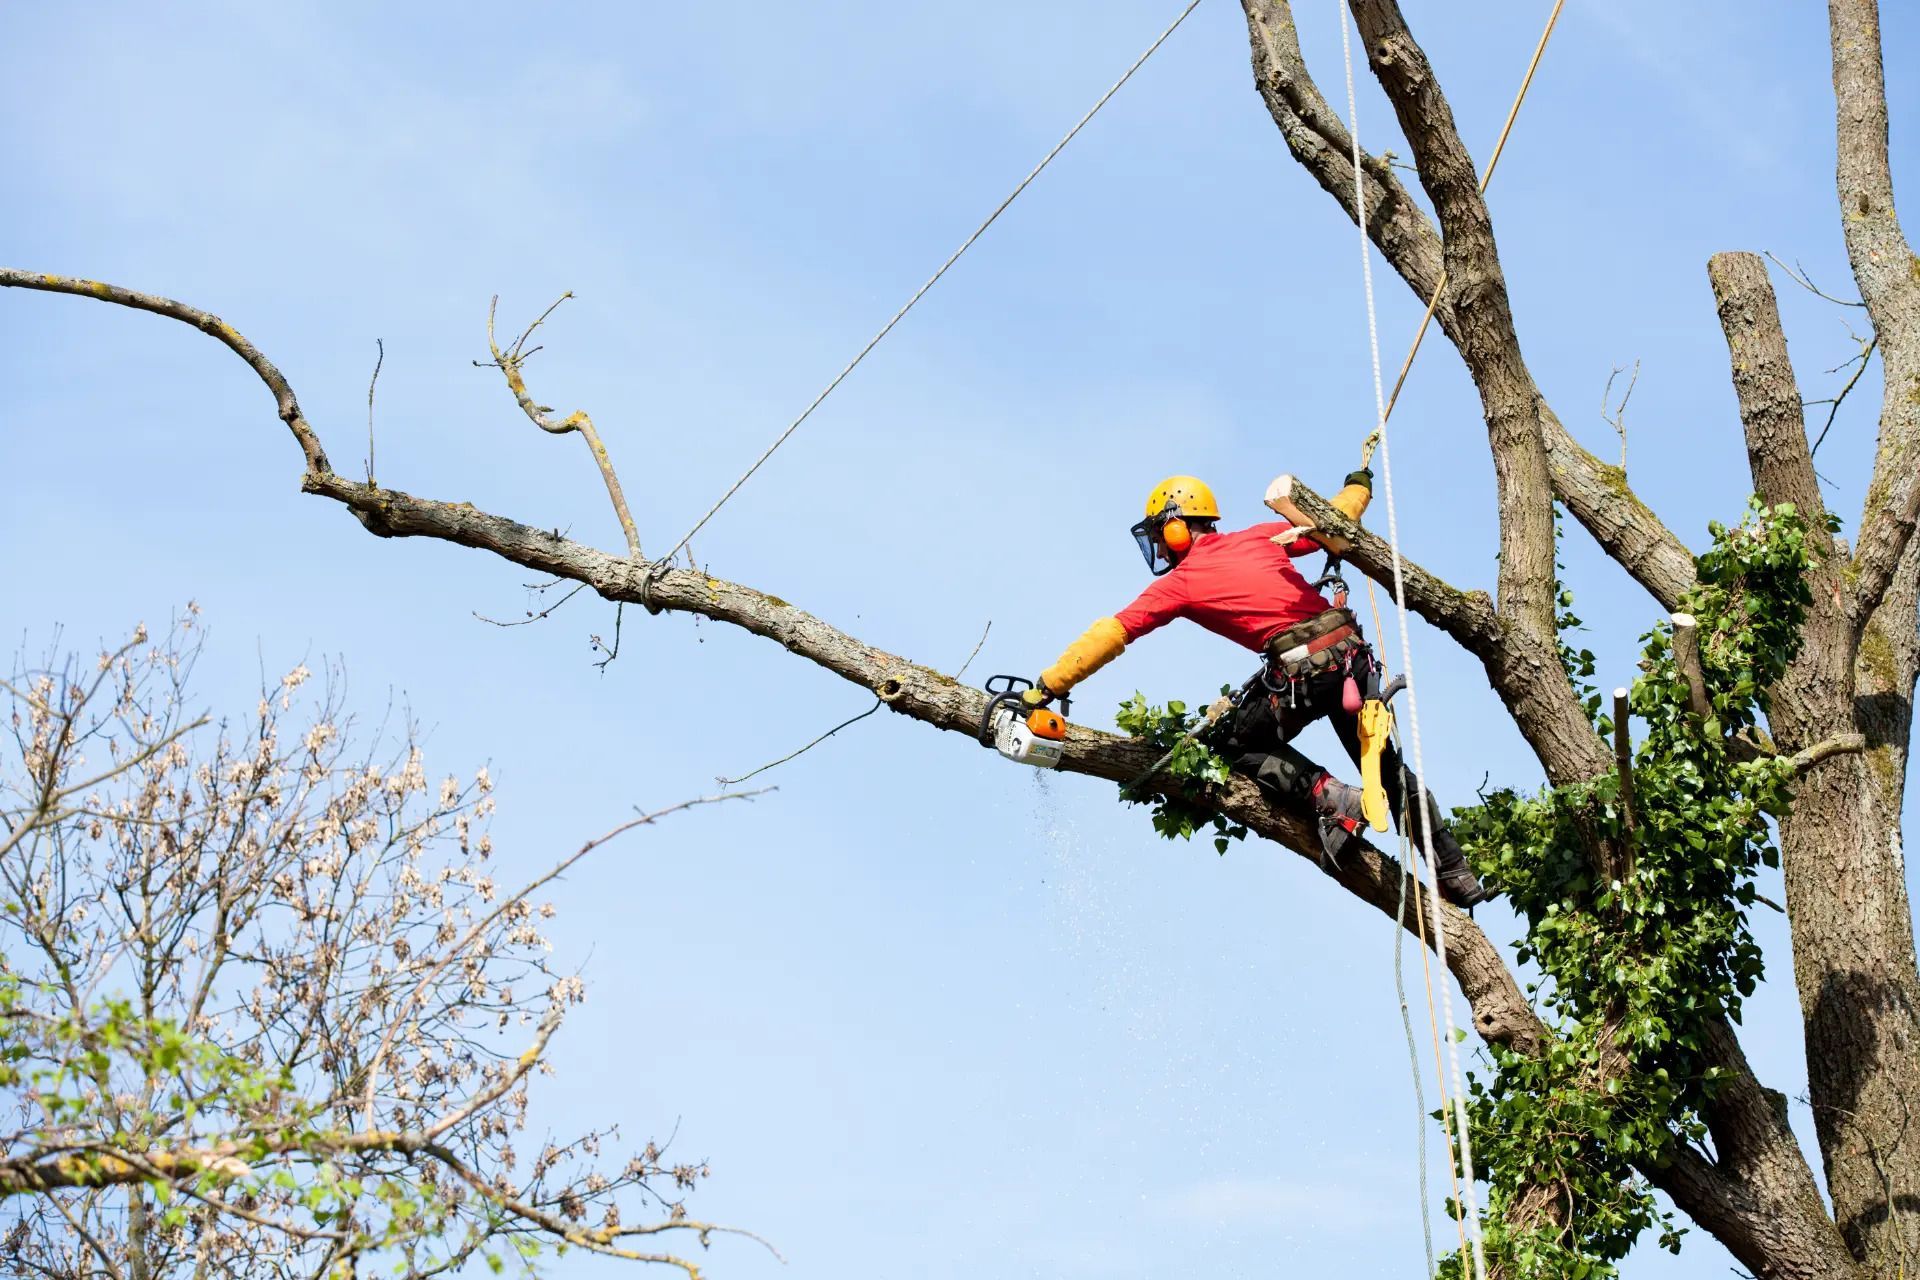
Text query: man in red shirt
1026 474 1490 907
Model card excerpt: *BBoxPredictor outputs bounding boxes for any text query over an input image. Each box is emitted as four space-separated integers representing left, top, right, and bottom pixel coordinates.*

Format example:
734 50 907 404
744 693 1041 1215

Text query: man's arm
1036 576 1187 698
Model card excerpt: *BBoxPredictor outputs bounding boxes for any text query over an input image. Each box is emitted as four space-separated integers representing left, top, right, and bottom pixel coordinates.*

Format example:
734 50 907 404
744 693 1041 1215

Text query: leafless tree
0 612 761 1278
2 0 1917 1275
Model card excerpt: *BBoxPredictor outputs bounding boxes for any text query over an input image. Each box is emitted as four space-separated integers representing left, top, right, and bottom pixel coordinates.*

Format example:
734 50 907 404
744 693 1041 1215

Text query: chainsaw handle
981 674 1070 717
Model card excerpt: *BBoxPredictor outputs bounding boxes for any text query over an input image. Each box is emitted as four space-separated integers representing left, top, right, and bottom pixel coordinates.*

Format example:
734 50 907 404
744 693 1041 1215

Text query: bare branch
482 293 644 561
1764 251 1867 309
1601 360 1639 474
953 620 992 683
473 581 589 628
716 700 881 788
1267 476 1497 652
0 269 329 472
365 337 384 486
590 602 623 671
1808 331 1878 457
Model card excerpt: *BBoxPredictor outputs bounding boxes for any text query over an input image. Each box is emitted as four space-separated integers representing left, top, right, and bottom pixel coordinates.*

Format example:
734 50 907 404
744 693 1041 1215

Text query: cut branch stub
1670 613 1714 720
1264 473 1349 553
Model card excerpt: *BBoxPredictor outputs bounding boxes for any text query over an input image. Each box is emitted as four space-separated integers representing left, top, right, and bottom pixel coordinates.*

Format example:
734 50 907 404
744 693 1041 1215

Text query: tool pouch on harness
1264 608 1364 681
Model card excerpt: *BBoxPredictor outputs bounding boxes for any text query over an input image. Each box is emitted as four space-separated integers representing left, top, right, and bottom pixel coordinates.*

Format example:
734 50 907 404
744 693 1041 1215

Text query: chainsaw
979 675 1070 768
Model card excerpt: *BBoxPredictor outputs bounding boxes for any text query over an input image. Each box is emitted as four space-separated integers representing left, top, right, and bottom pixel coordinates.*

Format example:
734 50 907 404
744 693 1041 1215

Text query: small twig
954 620 993 682
1809 332 1878 457
474 581 588 628
704 614 984 786
365 338 384 486
716 701 882 787
1601 360 1639 474
483 293 644 561
1764 251 1867 308
1377 147 1418 175
590 603 624 672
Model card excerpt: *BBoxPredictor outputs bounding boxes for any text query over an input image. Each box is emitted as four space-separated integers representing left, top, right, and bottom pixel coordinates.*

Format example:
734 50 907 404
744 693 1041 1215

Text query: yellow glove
1022 685 1052 708
1358 697 1394 833
1330 468 1374 524
1039 617 1129 696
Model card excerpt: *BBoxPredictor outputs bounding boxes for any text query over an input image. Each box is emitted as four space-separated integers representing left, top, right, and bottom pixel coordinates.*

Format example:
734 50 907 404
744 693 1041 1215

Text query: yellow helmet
1131 476 1219 574
1144 475 1219 520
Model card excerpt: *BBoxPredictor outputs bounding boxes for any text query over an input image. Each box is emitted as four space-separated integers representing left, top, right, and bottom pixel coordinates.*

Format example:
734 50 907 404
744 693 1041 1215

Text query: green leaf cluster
1114 690 1247 853
1444 499 1824 1279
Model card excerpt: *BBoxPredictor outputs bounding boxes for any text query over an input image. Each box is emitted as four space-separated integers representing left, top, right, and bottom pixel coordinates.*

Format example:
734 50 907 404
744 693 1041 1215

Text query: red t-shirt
1114 522 1332 652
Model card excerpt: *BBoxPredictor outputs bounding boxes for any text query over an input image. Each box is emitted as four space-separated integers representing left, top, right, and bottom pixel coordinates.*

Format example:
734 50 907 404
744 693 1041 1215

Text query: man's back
1115 521 1333 652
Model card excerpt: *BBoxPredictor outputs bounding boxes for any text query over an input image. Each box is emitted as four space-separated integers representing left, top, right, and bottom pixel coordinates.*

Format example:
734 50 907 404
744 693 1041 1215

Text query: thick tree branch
1236 2 1698 616
1343 0 1554 643
1707 253 1832 537
1829 0 1920 628
0 265 1544 1063
1271 476 1498 652
305 471 1544 1047
1642 1019 1863 1280
1239 0 1446 300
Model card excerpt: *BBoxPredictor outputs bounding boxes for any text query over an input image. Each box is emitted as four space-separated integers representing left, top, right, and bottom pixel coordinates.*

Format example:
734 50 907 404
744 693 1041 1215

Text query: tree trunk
1779 538 1920 1267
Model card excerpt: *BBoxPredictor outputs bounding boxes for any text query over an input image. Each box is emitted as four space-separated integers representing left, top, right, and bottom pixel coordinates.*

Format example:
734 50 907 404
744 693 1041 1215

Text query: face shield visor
1130 513 1175 575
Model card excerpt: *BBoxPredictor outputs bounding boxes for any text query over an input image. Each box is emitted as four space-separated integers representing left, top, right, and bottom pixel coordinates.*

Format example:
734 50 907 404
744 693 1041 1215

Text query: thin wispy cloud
1161 1173 1384 1230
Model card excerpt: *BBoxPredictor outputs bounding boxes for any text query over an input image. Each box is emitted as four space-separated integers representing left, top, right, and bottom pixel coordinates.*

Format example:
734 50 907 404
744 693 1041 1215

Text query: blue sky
3 1 1915 1275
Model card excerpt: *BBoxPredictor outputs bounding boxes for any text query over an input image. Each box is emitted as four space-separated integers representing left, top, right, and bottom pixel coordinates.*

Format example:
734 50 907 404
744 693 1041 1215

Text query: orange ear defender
1162 517 1191 554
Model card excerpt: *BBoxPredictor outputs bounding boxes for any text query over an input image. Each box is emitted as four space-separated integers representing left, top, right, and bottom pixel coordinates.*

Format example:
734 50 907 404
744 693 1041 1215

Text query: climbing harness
650 0 1207 576
1333 2 1568 1276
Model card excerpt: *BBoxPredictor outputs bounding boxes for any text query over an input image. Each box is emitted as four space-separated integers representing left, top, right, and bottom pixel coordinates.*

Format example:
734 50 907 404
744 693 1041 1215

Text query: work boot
1311 773 1367 870
1397 784 1492 908
1428 828 1492 908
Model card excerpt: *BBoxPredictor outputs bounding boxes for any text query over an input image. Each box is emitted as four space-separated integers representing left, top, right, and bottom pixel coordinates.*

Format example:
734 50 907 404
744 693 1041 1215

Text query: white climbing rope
1336 5 1489 1278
